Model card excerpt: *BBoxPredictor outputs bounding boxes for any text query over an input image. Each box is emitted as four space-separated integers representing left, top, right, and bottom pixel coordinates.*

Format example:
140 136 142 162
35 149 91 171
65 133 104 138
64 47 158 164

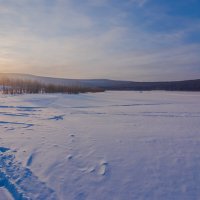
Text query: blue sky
0 0 200 81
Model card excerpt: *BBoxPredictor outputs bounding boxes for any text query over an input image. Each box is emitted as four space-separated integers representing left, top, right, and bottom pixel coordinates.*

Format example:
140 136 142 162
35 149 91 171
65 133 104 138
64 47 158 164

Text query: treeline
100 79 200 91
0 78 105 95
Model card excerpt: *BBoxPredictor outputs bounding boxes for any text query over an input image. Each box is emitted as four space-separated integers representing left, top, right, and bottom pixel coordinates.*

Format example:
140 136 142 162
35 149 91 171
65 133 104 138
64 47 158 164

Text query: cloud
1 23 199 81
129 0 148 7
0 0 199 81
86 0 109 7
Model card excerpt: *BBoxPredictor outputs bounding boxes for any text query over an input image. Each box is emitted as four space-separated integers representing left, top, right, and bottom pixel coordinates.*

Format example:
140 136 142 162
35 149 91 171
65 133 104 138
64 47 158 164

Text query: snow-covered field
0 91 200 200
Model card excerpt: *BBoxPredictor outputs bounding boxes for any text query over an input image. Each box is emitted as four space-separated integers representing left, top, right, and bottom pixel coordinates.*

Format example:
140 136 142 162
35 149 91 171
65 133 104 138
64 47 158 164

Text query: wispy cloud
129 0 148 7
0 0 199 80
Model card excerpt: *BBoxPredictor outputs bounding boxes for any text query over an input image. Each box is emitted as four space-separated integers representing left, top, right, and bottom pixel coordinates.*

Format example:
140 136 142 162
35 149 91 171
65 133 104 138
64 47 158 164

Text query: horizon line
0 72 200 83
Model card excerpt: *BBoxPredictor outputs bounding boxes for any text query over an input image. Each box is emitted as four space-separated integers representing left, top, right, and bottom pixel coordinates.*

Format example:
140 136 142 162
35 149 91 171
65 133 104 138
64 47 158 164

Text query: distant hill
0 73 200 91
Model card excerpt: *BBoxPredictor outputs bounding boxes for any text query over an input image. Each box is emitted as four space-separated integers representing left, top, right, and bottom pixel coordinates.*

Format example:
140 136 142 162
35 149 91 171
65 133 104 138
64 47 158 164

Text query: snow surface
0 91 200 200
0 187 14 200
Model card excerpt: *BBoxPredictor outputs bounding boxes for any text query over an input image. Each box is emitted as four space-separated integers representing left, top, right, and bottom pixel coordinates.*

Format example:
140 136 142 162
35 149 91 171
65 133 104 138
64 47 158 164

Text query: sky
0 0 200 81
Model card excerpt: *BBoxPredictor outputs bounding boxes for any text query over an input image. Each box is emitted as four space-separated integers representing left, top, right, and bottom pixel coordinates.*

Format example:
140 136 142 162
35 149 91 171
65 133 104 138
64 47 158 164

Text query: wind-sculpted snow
1 91 200 200
0 121 34 129
0 148 57 200
0 105 44 131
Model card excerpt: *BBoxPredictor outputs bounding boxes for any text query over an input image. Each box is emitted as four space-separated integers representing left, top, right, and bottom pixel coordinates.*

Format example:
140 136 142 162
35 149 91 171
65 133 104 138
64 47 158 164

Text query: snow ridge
0 148 57 200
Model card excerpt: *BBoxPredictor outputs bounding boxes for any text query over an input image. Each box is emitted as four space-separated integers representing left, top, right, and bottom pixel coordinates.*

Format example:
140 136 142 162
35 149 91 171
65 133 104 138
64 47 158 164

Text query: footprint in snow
26 152 36 167
48 115 65 121
97 160 109 176
0 149 57 200
67 154 73 160
76 160 109 176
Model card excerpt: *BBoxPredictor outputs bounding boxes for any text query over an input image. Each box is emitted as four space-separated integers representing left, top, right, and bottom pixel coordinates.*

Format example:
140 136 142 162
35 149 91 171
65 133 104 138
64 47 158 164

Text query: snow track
0 148 57 200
